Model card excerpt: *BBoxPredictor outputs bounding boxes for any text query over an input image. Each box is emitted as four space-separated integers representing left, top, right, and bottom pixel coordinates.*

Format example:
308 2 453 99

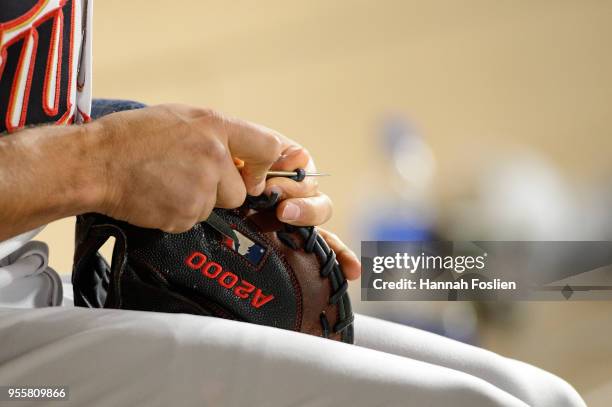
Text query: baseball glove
72 192 355 343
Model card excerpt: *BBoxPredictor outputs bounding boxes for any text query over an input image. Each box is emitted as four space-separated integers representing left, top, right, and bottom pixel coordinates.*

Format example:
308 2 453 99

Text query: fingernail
284 145 302 155
281 202 300 221
277 146 302 161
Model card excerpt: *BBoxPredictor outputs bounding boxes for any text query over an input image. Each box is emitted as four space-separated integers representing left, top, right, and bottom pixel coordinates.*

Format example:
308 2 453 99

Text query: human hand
94 104 284 233
263 144 361 280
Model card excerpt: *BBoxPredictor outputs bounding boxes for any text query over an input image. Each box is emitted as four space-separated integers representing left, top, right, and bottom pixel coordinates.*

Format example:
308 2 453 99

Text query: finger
163 216 200 234
270 145 313 171
265 146 318 198
265 176 319 201
198 179 220 222
215 153 247 209
318 229 361 281
276 193 332 226
223 117 286 196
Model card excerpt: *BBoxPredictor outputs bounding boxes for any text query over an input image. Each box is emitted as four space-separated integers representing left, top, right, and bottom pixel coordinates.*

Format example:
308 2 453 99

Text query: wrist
72 118 114 216
0 119 121 240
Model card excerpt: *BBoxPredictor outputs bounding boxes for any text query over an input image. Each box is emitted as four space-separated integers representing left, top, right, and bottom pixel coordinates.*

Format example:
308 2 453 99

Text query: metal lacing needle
266 170 330 179
233 158 329 181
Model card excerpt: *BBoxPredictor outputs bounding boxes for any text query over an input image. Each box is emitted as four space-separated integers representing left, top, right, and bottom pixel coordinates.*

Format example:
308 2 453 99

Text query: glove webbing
278 226 354 343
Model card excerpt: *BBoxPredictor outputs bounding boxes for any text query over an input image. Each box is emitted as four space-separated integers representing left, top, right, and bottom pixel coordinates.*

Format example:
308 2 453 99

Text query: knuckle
182 199 203 220
263 133 283 160
230 184 247 207
193 108 226 130
325 197 334 219
218 185 247 209
176 106 224 130
204 139 228 163
155 102 178 112
162 224 182 234
166 104 215 120
300 147 311 157
193 107 217 120
171 219 196 234
157 103 189 118
198 208 214 222
198 194 217 218
161 202 203 233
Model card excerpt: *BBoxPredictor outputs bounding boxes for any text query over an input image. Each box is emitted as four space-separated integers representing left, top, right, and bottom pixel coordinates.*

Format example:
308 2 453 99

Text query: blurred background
39 0 612 404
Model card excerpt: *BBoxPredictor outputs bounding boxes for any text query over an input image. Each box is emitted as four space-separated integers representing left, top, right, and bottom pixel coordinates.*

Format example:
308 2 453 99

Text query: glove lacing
245 187 355 343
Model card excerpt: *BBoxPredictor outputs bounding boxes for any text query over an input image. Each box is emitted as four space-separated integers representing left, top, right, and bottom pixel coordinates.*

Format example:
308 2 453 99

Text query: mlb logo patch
223 229 266 265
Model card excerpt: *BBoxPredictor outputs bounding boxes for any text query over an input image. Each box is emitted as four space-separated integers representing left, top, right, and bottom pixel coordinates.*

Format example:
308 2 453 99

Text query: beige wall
37 1 612 404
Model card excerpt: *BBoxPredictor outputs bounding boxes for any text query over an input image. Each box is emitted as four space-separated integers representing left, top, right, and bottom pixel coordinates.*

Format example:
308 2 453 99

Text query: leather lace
245 191 355 343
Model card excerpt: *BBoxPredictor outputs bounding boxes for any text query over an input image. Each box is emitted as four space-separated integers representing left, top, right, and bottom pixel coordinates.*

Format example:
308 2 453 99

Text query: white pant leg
0 307 528 407
355 314 585 407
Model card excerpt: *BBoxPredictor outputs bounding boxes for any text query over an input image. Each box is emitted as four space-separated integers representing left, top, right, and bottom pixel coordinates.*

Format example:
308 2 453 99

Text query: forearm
0 122 106 241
